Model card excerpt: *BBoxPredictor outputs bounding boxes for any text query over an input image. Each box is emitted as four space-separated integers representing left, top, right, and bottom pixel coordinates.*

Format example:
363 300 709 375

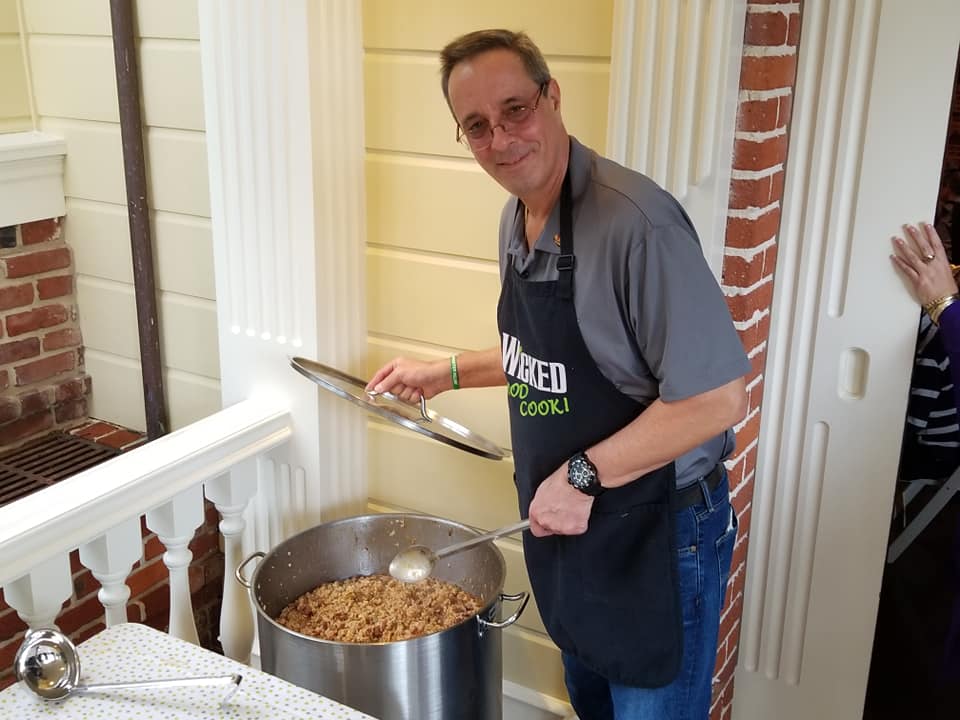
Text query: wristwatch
567 451 604 496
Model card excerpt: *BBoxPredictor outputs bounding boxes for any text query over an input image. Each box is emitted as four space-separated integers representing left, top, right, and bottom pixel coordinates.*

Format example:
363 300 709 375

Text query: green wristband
450 354 460 390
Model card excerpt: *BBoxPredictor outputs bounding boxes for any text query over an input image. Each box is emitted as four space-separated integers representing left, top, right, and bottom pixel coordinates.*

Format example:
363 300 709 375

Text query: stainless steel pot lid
290 357 509 461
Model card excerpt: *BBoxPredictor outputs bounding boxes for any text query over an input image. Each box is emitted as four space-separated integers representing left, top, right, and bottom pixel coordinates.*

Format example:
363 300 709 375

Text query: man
368 29 749 720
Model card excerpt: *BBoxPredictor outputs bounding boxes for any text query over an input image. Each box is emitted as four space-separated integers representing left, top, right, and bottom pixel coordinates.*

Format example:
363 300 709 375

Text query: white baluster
146 485 204 644
205 462 258 663
5 554 72 629
79 517 143 627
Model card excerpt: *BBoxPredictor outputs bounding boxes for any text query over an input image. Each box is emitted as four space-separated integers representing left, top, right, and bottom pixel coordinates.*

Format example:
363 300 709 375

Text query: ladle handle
434 519 531 560
75 673 241 694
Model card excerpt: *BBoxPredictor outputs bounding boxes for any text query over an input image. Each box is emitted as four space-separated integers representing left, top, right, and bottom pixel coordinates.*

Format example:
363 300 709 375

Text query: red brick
14 350 76 385
3 247 71 278
0 632 25 672
737 312 772 355
54 375 90 403
55 397 88 424
43 327 82 352
744 11 788 46
19 388 52 416
127 601 145 623
733 133 789 171
0 396 14 425
725 208 783 249
0 336 40 364
778 94 793 127
98 429 145 449
0 370 8 391
140 584 172 625
69 548 83 574
20 218 61 246
37 274 73 299
0 607 27 638
0 410 53 445
72 569 102 598
6 303 69 336
739 54 798 92
144 534 165 561
128 559 169 597
0 673 16 691
729 170 784 210
72 421 119 440
57 594 104 635
737 98 780 133
748 347 768 379
190 528 221 559
787 13 802 46
0 283 33 311
726 282 775 323
735 410 763 453
747 377 766 412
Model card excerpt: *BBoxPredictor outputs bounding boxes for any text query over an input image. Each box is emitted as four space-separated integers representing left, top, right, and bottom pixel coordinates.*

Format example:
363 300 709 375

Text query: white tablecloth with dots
0 622 375 719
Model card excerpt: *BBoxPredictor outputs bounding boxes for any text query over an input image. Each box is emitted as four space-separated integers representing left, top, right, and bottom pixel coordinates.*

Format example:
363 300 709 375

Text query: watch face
568 452 600 494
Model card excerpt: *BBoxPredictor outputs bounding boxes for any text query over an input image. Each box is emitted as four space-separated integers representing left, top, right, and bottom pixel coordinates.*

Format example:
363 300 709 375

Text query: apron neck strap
557 140 575 300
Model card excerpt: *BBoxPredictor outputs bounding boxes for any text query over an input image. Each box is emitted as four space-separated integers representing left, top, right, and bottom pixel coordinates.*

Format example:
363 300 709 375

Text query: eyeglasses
456 83 548 151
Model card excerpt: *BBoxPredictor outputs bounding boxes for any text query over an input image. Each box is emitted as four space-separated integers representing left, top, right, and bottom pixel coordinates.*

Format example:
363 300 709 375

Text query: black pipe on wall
109 0 168 440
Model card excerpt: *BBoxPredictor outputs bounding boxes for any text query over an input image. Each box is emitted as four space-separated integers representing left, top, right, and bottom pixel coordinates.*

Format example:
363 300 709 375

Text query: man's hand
366 357 450 404
528 463 594 536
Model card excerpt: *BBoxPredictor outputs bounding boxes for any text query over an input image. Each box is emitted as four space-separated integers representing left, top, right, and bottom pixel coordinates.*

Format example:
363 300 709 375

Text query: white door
733 2 960 719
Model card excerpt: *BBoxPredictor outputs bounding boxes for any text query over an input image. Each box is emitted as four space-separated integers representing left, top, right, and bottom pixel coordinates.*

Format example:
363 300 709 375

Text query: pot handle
235 551 265 589
478 591 529 632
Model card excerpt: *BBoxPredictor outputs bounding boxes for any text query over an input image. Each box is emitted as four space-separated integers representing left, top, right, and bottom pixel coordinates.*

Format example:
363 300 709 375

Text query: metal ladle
389 518 531 583
14 628 242 703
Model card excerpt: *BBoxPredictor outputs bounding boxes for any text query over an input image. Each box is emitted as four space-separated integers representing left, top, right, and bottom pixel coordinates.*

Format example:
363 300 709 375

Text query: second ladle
389 518 531 583
14 627 242 703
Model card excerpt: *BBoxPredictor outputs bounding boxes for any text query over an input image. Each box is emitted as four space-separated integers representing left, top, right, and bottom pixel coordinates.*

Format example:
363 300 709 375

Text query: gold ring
923 253 935 263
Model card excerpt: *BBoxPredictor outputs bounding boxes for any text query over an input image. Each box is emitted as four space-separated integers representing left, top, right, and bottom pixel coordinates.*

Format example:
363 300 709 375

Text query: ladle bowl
14 628 242 702
389 518 530 583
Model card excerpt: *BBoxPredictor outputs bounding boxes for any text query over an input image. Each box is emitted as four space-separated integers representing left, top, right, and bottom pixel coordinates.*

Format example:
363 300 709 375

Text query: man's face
447 49 565 199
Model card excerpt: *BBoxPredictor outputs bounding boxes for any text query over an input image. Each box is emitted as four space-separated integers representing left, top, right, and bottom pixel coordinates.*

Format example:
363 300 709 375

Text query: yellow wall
361 0 613 701
19 0 218 431
0 0 31 132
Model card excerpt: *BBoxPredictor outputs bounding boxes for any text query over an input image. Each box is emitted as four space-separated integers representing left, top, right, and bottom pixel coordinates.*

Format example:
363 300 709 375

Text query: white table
0 622 375 719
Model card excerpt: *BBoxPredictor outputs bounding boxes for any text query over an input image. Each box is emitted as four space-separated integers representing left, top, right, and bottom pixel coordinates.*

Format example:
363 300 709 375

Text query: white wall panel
365 153 504 261
366 248 500 350
363 0 613 56
0 37 29 126
365 54 609 156
23 0 199 39
145 128 209 216
138 39 204 131
40 118 125 203
0 0 18 30
29 36 117 123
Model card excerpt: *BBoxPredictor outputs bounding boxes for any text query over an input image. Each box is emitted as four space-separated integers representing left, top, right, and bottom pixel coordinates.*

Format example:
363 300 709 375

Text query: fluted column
607 0 747 274
197 0 368 552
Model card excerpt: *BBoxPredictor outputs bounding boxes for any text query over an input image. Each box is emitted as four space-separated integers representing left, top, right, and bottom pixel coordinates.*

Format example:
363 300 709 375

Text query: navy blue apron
496 153 683 687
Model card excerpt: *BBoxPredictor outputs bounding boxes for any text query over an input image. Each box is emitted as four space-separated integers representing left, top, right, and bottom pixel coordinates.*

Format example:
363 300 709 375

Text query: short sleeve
629 223 750 401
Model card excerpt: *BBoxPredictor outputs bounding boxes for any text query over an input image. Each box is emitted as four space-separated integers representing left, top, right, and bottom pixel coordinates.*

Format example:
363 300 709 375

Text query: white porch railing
0 398 294 664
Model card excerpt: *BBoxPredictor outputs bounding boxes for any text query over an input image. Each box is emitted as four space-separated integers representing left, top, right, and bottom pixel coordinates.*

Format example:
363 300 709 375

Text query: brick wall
711 2 802 719
0 217 91 447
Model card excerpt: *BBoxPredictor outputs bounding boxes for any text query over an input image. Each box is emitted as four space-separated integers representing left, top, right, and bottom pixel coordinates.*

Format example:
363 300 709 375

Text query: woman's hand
890 223 958 306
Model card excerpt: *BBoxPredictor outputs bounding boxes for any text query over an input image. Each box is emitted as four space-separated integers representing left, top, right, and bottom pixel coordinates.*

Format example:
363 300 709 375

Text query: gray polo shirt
498 137 750 489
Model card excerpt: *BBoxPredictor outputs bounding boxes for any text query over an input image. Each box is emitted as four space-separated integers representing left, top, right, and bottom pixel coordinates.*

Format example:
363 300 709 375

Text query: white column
205 465 258 663
4 555 72 629
606 0 747 275
78 518 143 627
146 486 205 644
197 0 368 546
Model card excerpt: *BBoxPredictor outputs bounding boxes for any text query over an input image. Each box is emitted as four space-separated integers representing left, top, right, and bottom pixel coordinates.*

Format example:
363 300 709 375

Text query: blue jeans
562 471 738 720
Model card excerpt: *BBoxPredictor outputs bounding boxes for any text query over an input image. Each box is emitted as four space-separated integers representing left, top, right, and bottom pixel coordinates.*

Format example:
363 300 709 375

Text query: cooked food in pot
277 573 484 642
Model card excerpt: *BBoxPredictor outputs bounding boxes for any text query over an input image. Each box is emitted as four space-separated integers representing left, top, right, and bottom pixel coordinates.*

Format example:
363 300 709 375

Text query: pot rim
249 512 507 647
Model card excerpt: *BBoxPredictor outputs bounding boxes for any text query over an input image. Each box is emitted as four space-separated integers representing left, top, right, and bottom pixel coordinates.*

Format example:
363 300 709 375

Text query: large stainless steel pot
237 513 528 720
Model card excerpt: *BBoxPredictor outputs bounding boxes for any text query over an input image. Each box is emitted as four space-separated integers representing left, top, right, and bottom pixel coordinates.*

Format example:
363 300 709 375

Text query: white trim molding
0 131 66 227
197 0 369 539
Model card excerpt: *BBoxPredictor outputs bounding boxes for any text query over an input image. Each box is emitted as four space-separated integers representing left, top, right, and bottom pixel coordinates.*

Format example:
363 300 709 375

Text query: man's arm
527 375 747 537
367 346 505 403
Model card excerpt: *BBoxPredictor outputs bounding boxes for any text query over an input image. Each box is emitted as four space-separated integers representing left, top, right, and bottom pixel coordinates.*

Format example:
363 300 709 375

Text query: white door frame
734 2 960 718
